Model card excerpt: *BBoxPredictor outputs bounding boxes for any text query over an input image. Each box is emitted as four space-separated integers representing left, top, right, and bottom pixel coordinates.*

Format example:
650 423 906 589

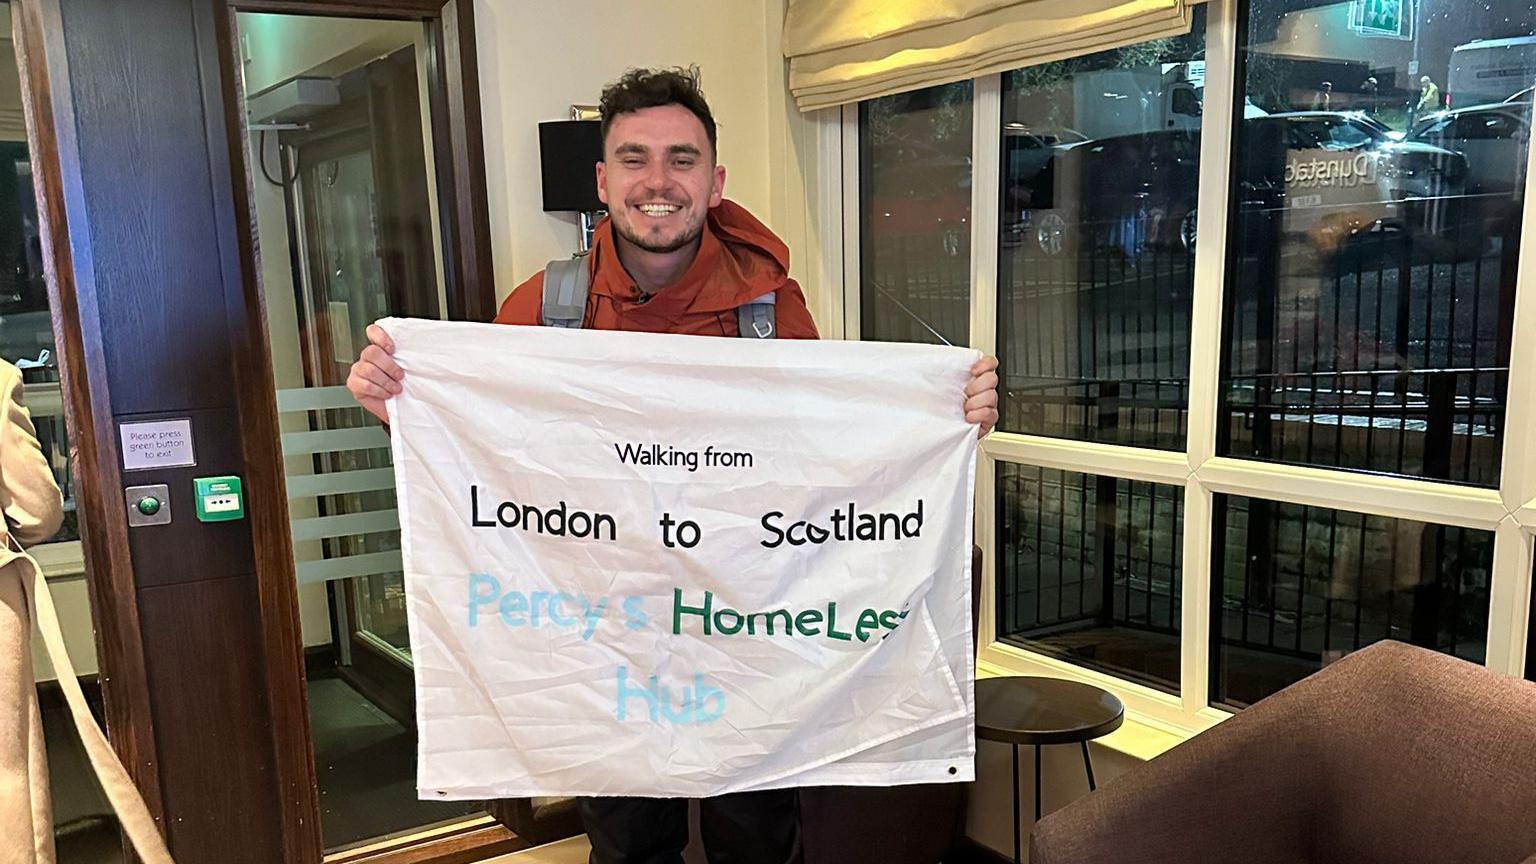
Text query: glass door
239 12 474 852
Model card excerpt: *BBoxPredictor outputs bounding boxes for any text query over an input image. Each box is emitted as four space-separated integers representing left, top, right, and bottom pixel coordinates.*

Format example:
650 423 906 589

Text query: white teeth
637 204 680 217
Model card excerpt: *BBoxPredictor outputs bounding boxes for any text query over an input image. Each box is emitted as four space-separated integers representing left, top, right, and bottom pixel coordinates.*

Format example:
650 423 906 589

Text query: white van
1448 36 1536 108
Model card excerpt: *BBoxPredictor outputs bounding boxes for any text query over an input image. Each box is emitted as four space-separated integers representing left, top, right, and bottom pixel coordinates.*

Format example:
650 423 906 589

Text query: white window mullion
840 104 862 341
1487 519 1532 677
1180 475 1214 717
811 107 847 340
975 450 998 649
970 75 1002 680
1496 89 1536 513
1185 0 1240 473
1196 457 1507 531
969 74 1002 357
1519 500 1536 527
1491 82 1536 670
984 432 1188 487
1180 0 1239 720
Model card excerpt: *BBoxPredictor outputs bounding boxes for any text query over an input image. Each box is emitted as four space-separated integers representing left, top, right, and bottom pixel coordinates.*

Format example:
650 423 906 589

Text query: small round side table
975 676 1125 864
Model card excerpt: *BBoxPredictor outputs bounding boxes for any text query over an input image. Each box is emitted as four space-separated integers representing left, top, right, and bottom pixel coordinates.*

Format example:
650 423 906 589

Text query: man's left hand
965 355 1000 439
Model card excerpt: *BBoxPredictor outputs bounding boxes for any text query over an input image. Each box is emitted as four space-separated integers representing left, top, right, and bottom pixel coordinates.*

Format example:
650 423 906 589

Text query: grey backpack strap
737 291 776 339
541 255 590 328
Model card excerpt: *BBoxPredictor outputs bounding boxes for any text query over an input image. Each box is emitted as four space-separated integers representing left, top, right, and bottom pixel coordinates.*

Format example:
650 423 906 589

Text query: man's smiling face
596 104 726 254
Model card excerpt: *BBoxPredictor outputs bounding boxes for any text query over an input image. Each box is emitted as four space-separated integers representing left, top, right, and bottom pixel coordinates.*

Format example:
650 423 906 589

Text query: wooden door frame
12 0 168 831
16 0 503 861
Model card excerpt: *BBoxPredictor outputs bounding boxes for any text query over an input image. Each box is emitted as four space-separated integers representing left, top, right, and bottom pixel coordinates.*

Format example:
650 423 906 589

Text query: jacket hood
588 199 791 313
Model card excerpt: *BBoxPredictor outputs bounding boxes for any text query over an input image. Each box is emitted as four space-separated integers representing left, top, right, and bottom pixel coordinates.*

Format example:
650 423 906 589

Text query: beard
612 206 707 254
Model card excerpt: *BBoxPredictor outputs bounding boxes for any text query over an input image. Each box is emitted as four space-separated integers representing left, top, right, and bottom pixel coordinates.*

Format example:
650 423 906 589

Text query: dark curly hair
599 66 717 160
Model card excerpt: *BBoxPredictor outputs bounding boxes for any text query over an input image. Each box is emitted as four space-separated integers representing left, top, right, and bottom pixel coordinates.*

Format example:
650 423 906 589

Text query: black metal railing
1209 495 1492 707
862 235 970 346
992 210 1510 702
1224 212 1517 485
999 216 1195 450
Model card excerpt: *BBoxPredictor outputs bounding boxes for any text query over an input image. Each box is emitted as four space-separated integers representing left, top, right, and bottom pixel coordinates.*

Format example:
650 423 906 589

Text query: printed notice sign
382 317 978 800
119 419 196 471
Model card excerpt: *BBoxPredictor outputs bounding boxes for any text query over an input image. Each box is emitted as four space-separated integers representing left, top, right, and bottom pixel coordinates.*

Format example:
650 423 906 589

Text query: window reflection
1221 0 1536 485
1212 496 1491 709
240 11 482 851
0 144 76 542
997 8 1206 449
859 81 973 346
997 463 1183 695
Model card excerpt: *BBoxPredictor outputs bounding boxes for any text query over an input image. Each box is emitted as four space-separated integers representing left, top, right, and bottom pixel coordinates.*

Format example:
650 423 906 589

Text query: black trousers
579 790 802 864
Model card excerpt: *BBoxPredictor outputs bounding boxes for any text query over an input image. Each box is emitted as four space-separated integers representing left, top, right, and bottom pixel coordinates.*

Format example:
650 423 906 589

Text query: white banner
381 318 978 799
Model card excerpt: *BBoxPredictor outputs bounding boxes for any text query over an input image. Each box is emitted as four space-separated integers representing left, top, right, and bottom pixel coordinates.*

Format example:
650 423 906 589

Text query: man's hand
346 324 403 424
965 355 1000 439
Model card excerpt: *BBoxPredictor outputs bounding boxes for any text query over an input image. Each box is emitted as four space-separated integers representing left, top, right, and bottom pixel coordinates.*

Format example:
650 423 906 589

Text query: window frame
834 0 1536 736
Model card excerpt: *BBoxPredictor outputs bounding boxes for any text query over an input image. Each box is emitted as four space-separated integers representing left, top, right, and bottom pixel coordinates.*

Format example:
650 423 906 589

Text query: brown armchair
797 545 982 864
1030 641 1536 864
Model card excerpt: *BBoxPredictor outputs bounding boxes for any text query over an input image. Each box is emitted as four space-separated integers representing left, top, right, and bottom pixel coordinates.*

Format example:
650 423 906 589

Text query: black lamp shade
538 120 605 212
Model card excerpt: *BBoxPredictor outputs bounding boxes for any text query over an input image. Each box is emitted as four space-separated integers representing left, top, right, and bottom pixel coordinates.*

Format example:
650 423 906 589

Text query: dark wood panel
28 0 502 861
13 0 167 824
116 407 256 588
57 0 236 414
137 576 283 863
438 0 496 322
194 0 323 859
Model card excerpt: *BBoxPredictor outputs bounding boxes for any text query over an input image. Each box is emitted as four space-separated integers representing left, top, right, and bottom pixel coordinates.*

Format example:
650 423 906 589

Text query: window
1222 0 1532 487
997 6 1207 450
0 146 75 546
1212 497 1491 709
997 464 1182 694
859 82 973 346
850 0 1536 726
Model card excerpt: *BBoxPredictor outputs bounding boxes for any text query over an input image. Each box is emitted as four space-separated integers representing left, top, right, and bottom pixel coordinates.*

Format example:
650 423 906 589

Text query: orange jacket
493 200 819 339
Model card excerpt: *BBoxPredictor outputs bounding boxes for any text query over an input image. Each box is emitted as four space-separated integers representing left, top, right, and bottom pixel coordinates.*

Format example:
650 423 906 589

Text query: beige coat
0 361 65 864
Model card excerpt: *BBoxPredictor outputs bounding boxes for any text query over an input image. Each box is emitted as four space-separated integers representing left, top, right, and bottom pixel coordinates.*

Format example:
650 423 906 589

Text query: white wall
473 0 777 304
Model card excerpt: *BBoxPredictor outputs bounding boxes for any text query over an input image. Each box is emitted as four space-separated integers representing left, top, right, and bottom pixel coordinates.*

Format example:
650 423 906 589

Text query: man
1415 75 1441 119
347 67 999 864
1311 80 1333 111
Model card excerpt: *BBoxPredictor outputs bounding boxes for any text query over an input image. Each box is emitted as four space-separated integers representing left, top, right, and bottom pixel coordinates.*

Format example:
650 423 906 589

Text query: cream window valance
784 0 1195 111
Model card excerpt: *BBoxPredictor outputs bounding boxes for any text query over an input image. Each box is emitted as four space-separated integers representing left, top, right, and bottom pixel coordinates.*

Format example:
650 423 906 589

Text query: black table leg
1034 743 1042 823
1081 740 1097 791
1011 742 1021 864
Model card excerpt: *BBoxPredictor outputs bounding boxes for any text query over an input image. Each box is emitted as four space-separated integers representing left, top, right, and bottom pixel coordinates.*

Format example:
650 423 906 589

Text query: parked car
864 153 972 258
1002 127 1200 258
1408 101 1529 195
1004 111 1467 261
1406 100 1529 256
1448 36 1536 108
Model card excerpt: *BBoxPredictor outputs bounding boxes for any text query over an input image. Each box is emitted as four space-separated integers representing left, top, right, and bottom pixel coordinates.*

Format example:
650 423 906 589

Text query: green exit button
193 476 244 522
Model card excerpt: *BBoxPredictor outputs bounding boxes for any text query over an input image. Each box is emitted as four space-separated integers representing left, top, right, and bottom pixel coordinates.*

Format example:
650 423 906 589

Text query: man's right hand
346 324 403 424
